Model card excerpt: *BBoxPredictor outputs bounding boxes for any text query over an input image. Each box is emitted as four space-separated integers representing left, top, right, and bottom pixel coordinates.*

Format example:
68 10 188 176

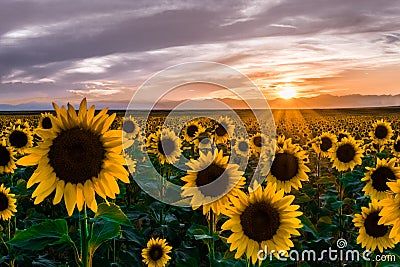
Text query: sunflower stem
338 171 343 239
80 205 90 267
208 210 216 267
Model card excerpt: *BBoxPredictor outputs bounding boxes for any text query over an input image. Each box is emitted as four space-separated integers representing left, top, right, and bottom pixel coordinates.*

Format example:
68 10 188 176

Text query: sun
279 88 297 99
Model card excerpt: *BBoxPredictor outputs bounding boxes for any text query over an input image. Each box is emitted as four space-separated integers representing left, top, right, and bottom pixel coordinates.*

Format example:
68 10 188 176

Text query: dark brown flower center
240 201 280 242
41 117 52 129
48 127 105 184
9 130 28 148
364 211 388 238
196 162 229 197
320 137 332 152
215 124 227 137
238 141 249 152
374 125 388 139
186 125 198 138
0 192 9 211
336 144 356 163
371 166 395 192
0 146 11 166
253 136 262 148
123 120 135 133
149 245 163 261
157 138 176 156
270 152 299 181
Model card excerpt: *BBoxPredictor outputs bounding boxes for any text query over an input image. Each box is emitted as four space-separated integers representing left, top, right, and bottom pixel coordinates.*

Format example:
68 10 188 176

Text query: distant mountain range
1 94 400 110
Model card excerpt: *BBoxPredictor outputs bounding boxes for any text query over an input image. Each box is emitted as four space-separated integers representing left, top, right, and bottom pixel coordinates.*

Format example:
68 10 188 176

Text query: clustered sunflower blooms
379 179 400 243
353 201 396 252
263 138 310 193
221 183 302 264
17 98 130 216
0 139 17 174
0 184 17 220
181 150 246 215
330 136 364 172
361 158 400 200
369 119 393 146
141 237 172 267
146 128 181 165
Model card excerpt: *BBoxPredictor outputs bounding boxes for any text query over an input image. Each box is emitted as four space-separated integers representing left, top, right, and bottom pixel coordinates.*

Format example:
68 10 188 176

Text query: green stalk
208 210 216 267
80 205 89 267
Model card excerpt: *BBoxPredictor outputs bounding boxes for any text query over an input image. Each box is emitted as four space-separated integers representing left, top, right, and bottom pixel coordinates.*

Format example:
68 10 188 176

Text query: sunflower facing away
221 183 302 264
369 119 393 146
361 158 400 201
0 139 17 174
353 201 396 252
379 179 400 243
263 138 310 193
330 137 364 172
17 98 130 216
146 128 181 165
0 184 17 220
181 150 245 215
142 237 172 267
6 125 33 155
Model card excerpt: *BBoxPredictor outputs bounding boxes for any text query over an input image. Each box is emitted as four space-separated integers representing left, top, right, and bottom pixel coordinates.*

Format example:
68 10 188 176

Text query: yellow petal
64 183 77 216
53 180 65 205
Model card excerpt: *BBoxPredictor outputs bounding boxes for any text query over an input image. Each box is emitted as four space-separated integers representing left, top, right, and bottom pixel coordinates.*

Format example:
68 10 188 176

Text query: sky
0 0 399 108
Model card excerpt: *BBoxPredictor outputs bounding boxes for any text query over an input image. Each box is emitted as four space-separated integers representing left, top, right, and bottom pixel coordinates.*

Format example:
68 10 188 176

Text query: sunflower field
0 100 400 267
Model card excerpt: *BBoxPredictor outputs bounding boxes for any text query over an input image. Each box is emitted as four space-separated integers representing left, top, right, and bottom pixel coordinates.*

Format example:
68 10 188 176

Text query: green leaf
7 219 72 251
300 215 319 238
94 203 131 226
89 220 120 258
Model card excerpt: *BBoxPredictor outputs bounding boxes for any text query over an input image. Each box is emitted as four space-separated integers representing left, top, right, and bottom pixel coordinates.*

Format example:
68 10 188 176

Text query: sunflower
249 133 267 156
0 184 17 220
379 179 400 243
213 116 235 144
38 112 55 130
233 137 250 158
369 119 393 146
6 125 33 154
17 98 129 216
391 136 400 157
361 158 400 200
181 120 205 144
337 130 351 142
142 237 172 267
221 183 302 264
353 201 396 252
146 128 181 165
330 137 364 172
262 138 310 193
122 116 139 149
0 139 17 174
181 149 245 215
312 132 337 158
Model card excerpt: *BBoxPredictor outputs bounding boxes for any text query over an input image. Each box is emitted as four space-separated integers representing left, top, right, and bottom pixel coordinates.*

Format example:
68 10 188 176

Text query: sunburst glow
279 88 297 99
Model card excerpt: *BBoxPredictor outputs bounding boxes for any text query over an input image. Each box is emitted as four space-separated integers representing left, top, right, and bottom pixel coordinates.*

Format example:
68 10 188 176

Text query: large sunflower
369 119 393 146
17 98 129 216
378 179 400 243
181 150 245 215
141 237 172 267
221 183 302 264
263 138 310 193
311 132 337 158
353 201 396 252
330 137 364 172
361 158 400 200
6 125 33 154
0 184 17 220
0 139 17 174
146 128 181 165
